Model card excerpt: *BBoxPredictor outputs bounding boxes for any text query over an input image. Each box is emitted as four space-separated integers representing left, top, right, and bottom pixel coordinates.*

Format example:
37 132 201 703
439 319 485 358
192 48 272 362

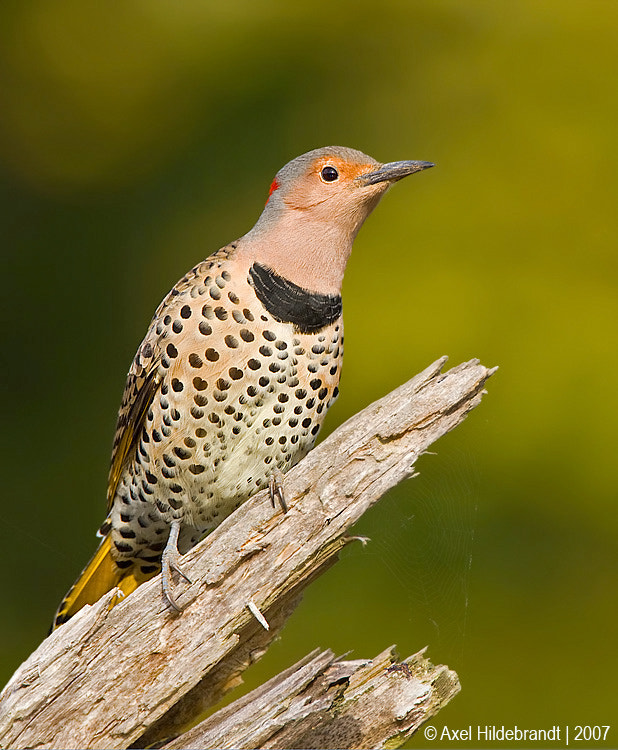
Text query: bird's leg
268 468 287 512
161 519 192 613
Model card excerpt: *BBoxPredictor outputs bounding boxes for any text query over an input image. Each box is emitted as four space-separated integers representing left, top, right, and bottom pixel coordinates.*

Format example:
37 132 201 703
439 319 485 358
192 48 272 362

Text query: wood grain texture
164 647 460 750
0 357 496 749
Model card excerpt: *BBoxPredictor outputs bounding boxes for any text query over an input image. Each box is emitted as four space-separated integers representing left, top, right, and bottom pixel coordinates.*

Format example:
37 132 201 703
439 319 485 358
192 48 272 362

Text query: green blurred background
2 1 617 746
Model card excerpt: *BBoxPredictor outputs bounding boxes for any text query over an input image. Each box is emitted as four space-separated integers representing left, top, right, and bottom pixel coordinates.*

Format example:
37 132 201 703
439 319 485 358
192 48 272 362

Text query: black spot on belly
114 541 134 554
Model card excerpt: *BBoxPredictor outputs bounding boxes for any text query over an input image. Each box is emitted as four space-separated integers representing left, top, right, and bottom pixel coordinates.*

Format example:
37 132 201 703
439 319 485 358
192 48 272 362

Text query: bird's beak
356 160 435 186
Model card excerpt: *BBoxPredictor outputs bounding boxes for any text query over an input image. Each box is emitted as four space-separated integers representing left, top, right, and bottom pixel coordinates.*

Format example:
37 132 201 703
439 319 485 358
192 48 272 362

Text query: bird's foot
268 468 287 512
161 519 192 613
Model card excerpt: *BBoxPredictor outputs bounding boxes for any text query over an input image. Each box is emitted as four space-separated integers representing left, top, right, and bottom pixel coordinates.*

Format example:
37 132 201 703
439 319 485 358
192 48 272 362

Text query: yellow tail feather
52 536 153 630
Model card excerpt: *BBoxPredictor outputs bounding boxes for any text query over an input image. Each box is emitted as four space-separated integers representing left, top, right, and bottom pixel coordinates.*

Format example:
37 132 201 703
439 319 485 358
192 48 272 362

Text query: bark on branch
0 357 496 750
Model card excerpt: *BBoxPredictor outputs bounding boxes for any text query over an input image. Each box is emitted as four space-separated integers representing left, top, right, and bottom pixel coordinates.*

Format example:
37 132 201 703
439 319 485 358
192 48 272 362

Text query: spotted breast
108 245 343 570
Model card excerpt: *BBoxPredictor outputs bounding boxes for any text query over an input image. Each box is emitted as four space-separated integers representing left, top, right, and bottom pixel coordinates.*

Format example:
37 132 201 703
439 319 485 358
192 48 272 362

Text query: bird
52 146 434 629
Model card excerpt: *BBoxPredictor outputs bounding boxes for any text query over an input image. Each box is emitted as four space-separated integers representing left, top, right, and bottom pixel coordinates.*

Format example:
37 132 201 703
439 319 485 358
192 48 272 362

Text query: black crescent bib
249 262 342 334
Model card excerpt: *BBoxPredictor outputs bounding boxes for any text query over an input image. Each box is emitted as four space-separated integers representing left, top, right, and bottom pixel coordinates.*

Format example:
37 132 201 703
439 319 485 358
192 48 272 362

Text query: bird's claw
161 520 191 613
170 559 192 584
269 470 287 512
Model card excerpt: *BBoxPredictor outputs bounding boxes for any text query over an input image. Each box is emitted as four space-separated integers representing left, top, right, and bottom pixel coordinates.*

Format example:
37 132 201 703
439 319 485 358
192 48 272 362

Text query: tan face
281 154 386 213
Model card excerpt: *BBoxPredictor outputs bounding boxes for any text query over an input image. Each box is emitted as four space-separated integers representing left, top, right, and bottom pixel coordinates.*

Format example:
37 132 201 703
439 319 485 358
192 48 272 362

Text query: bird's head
242 146 434 294
263 146 433 238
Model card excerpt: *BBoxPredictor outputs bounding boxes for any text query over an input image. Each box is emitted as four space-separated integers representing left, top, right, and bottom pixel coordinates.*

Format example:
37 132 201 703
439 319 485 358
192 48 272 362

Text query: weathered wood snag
0 357 495 749
163 647 460 750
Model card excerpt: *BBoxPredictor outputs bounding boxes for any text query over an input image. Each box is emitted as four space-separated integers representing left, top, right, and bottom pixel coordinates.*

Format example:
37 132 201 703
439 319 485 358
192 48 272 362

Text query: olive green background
2 2 617 747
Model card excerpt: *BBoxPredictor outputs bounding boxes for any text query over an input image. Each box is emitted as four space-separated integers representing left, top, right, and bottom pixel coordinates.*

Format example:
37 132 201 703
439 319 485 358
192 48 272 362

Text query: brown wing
105 245 237 512
107 360 162 510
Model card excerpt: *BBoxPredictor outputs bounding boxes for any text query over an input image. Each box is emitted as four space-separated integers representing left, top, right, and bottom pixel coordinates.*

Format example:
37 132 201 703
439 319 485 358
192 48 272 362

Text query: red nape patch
266 178 279 203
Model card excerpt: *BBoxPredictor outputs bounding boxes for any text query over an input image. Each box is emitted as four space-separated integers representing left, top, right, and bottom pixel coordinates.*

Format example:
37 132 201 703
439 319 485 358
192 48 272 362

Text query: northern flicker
53 146 433 628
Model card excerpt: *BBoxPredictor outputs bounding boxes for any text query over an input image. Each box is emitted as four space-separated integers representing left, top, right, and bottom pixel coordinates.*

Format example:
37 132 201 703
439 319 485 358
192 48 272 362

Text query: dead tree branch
164 646 460 750
0 357 496 749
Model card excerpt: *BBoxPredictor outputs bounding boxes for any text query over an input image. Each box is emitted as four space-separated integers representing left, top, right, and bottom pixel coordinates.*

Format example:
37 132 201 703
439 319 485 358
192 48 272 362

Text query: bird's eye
320 165 339 182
